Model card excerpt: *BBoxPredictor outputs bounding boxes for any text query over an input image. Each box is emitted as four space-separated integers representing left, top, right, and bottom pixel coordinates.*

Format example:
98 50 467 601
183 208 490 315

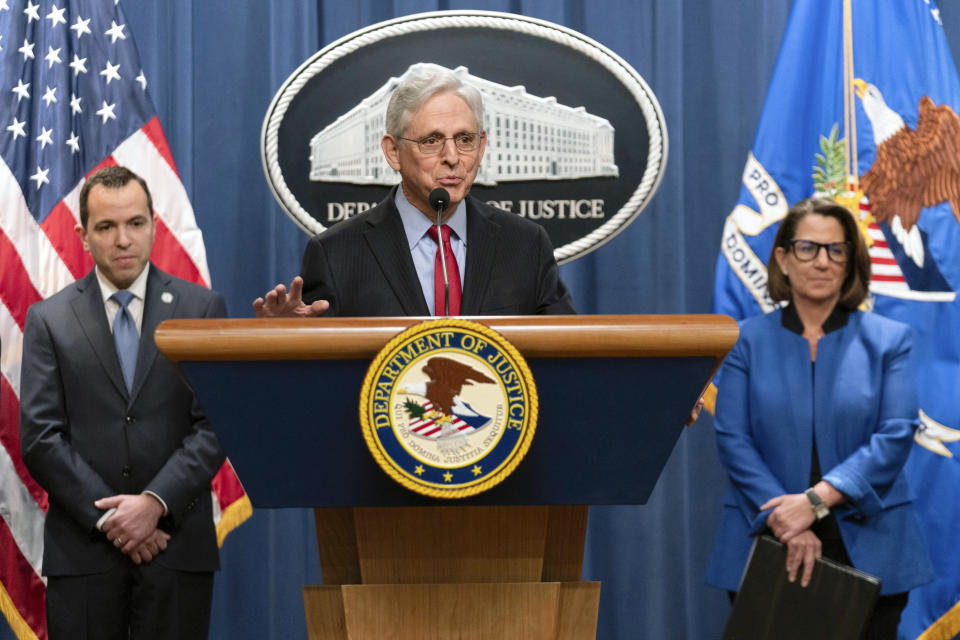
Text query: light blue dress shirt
394 185 467 314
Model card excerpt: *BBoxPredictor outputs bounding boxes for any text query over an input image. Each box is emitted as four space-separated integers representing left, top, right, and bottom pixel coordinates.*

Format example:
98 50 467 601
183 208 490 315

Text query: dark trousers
46 561 213 640
817 517 909 640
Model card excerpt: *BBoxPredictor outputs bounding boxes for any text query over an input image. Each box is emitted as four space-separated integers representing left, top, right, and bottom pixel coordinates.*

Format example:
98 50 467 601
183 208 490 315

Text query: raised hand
252 276 329 317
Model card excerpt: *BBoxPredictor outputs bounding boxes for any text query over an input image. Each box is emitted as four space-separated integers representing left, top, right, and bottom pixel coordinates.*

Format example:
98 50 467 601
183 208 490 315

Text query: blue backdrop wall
7 1 960 638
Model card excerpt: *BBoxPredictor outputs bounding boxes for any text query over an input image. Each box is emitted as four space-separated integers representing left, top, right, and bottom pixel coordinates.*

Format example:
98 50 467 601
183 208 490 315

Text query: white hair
385 66 484 139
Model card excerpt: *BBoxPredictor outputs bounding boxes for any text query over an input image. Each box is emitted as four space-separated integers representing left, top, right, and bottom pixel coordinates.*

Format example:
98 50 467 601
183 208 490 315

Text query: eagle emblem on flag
811 83 960 301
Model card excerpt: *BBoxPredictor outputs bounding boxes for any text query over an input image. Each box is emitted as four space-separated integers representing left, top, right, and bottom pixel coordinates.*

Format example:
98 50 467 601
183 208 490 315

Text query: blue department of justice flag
711 1 960 638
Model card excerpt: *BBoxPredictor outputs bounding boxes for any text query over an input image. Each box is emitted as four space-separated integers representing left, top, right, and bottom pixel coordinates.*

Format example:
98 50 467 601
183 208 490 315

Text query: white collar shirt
95 264 149 334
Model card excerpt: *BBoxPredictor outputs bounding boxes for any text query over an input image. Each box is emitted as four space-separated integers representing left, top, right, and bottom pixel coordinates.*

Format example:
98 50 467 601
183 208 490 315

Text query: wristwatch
805 488 830 520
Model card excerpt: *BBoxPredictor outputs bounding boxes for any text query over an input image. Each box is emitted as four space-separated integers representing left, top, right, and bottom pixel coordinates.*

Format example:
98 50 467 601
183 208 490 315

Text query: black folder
722 535 881 640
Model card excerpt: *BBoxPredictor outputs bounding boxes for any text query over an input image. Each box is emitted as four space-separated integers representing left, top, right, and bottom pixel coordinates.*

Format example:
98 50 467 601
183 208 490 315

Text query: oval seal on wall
359 319 538 498
262 10 667 263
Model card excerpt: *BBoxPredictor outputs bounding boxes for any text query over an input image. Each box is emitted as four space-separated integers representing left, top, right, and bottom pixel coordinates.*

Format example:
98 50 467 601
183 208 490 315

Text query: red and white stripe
0 118 247 640
859 199 956 302
849 192 911 297
866 222 911 289
408 401 476 439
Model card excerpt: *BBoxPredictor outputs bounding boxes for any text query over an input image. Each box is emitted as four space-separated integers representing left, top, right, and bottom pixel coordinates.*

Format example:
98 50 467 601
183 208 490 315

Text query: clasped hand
95 494 169 565
760 493 821 587
252 276 329 317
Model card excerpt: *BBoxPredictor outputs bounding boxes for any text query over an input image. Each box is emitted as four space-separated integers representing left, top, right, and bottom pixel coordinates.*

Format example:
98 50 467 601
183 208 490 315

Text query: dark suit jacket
300 187 575 316
20 265 227 577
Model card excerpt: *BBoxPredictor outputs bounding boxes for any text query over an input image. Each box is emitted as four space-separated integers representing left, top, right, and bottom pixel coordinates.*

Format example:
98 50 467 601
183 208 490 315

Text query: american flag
0 2 250 638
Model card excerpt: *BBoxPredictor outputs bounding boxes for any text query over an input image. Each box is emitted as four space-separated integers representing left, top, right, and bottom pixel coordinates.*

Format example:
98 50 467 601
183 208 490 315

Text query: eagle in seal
403 356 495 416
855 78 960 266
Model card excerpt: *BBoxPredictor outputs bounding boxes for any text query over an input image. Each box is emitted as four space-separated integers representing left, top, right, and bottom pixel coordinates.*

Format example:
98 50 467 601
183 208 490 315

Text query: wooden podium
156 315 737 639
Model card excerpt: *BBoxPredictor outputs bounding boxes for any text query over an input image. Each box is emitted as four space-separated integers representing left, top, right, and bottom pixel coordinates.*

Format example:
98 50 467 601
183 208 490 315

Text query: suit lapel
810 319 848 469
71 271 128 399
781 322 814 483
460 198 499 315
363 193 430 316
129 265 177 403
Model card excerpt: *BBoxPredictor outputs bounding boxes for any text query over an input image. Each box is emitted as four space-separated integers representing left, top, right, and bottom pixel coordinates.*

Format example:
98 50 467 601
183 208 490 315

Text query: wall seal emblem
359 319 538 498
262 10 668 263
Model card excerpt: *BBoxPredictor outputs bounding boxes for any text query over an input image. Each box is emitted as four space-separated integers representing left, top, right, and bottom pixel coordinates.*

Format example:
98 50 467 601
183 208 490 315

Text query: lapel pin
161 292 174 304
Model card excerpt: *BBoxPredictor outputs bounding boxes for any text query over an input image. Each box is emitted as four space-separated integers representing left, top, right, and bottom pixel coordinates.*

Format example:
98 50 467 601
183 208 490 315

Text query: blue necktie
111 290 138 393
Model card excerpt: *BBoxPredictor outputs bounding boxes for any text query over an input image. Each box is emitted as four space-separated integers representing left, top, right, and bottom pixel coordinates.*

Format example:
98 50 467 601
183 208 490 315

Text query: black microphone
429 188 451 316
429 188 449 214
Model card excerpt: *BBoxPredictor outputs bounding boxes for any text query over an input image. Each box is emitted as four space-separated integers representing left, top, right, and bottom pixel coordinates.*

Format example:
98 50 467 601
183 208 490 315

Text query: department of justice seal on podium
359 319 538 498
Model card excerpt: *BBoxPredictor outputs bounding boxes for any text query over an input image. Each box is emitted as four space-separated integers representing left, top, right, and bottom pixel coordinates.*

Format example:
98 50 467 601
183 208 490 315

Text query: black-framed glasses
787 239 851 264
398 132 484 155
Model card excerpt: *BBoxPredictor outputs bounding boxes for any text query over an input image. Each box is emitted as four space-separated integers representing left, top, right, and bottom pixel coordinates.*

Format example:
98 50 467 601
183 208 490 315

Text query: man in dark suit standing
254 65 574 317
20 166 226 639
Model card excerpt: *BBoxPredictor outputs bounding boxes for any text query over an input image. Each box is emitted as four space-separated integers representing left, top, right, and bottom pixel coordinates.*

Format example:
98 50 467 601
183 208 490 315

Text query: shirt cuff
141 491 168 517
95 508 116 531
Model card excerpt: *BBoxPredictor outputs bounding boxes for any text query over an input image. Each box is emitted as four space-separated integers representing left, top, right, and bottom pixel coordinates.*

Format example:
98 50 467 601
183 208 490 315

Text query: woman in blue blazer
706 198 933 639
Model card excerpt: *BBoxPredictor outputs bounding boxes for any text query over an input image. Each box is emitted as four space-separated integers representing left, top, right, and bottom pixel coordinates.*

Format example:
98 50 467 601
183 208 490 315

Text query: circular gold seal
359 319 538 498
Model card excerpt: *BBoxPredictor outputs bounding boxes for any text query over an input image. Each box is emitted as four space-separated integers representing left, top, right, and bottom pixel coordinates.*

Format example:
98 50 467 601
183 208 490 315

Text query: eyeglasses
399 132 483 155
787 239 851 264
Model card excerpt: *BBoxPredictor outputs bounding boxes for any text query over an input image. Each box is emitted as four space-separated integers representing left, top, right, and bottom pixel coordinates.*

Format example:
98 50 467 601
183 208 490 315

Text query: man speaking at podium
254 66 574 317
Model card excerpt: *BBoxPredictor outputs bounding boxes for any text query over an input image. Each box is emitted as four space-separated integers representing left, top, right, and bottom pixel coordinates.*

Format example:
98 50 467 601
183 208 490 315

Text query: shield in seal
261 10 668 264
359 319 538 498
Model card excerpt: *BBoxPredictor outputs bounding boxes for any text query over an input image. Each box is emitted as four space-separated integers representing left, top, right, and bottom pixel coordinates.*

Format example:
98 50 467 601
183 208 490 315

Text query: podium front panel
183 355 711 507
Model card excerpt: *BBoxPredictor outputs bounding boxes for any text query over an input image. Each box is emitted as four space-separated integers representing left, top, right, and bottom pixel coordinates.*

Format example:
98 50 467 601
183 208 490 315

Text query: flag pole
844 0 859 185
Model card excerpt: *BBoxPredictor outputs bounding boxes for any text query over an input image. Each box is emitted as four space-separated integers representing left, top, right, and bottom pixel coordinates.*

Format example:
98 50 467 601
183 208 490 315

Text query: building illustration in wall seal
308 63 618 186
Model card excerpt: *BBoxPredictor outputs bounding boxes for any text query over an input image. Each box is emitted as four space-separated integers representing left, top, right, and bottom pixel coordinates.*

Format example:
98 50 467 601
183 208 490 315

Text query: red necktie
427 224 462 316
